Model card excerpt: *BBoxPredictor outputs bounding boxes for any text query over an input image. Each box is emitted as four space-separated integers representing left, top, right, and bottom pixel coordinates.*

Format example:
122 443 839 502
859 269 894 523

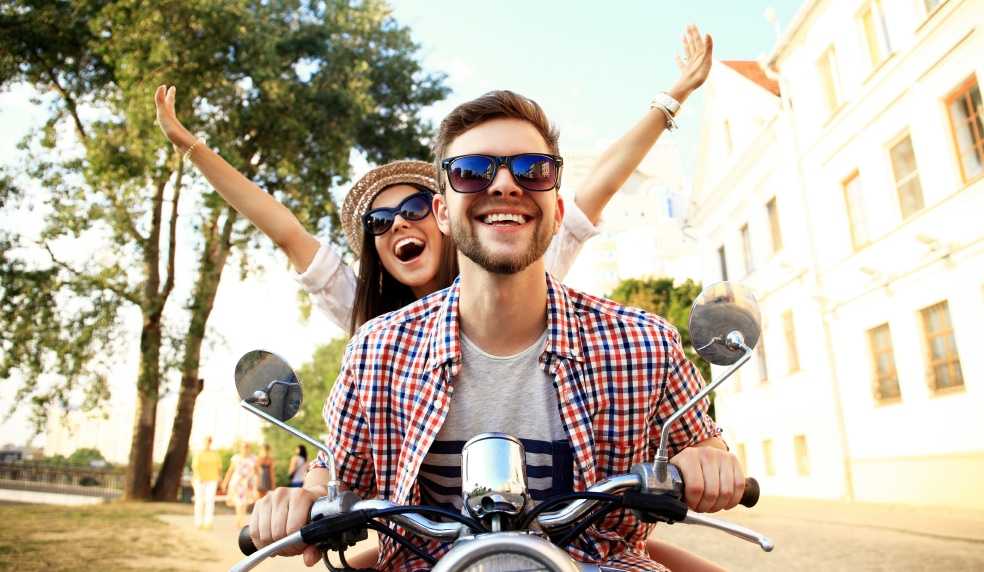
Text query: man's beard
450 202 553 275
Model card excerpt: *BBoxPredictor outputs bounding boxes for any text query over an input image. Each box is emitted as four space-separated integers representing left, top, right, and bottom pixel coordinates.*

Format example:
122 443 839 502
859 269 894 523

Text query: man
191 435 222 530
252 91 744 570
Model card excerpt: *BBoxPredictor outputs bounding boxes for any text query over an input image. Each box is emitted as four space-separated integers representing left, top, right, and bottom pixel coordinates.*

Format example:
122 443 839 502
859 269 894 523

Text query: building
691 0 984 509
563 144 700 297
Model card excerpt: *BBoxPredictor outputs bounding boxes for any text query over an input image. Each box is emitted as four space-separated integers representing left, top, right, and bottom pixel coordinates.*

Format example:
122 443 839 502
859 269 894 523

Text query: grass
0 502 216 572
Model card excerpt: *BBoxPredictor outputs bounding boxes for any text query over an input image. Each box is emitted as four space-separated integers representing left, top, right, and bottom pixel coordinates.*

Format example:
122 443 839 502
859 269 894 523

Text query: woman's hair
350 184 458 332
296 444 307 460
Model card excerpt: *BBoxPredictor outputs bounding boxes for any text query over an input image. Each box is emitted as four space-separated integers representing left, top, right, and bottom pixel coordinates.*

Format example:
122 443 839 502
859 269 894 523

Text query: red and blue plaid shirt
316 273 720 571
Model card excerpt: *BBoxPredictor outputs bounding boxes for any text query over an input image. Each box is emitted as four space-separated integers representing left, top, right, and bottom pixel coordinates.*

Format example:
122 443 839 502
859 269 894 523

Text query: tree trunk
124 316 162 500
152 208 236 500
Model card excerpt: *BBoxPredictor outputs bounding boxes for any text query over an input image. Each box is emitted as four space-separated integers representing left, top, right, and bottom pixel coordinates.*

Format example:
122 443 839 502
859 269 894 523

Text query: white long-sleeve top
294 201 600 331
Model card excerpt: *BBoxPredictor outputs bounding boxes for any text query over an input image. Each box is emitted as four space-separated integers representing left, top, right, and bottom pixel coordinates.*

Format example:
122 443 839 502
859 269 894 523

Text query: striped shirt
418 331 573 512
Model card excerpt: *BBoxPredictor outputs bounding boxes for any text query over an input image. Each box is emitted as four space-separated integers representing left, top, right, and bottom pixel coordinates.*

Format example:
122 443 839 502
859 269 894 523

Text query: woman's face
369 184 446 297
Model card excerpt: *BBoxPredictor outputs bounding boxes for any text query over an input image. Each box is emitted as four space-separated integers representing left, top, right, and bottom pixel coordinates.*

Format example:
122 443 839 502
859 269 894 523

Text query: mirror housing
234 350 303 422
689 282 762 366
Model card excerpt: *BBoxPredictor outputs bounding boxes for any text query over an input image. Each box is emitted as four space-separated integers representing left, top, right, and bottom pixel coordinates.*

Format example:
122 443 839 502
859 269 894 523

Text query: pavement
160 496 984 571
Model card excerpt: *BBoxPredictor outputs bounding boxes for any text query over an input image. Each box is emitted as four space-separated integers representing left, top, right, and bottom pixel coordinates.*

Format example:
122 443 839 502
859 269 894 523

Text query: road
167 496 984 571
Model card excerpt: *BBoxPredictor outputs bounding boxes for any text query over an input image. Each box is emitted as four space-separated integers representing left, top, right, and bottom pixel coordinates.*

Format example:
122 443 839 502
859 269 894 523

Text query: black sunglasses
441 153 563 193
362 191 433 236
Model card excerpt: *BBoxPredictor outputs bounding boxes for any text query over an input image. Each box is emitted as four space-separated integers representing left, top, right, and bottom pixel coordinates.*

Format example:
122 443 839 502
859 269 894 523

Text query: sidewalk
160 510 377 571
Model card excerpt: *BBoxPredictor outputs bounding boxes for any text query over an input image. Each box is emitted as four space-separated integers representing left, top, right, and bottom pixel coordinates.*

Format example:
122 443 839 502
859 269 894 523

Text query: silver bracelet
650 92 681 131
183 139 204 161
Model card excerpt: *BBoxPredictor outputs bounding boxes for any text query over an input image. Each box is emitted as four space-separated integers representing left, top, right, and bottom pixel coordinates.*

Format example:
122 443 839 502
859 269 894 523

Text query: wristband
183 139 203 161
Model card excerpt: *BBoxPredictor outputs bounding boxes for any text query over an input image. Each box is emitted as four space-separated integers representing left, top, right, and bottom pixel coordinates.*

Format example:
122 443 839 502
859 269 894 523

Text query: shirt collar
427 273 584 370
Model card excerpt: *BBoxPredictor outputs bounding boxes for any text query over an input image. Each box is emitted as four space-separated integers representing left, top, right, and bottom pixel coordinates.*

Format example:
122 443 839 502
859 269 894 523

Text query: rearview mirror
689 282 761 366
234 350 303 422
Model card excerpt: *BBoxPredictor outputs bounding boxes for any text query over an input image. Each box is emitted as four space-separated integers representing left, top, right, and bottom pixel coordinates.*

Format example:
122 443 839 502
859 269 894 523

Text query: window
718 245 729 281
859 0 891 69
842 171 870 250
740 223 754 275
783 310 800 373
924 0 943 14
756 338 768 384
736 443 747 473
920 301 964 392
889 134 924 219
817 46 842 114
766 197 782 253
946 76 983 183
723 119 734 155
762 439 775 476
868 324 900 401
793 435 810 476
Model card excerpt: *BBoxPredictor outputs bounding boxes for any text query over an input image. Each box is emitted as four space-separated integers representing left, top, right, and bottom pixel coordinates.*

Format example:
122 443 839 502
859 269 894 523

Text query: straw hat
340 160 439 257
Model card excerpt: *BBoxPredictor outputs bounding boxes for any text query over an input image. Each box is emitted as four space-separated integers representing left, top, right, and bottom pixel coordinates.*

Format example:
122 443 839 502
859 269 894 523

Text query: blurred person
152 24 713 335
287 444 309 487
190 436 221 530
257 443 276 499
221 442 259 529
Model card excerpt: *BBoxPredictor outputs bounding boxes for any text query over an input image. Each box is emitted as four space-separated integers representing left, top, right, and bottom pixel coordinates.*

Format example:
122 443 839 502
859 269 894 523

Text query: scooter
230 281 774 571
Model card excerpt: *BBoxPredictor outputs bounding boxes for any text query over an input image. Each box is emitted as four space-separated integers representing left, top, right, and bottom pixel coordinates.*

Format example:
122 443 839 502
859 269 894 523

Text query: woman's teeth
482 213 527 225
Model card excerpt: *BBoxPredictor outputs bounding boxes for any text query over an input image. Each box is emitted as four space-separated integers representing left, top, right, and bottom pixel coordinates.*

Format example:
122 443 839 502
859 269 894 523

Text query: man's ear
433 192 451 235
554 192 565 235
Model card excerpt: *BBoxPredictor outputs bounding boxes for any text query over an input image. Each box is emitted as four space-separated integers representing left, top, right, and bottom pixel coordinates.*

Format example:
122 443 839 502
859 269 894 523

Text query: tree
261 337 347 486
607 277 715 417
0 0 447 499
68 447 106 466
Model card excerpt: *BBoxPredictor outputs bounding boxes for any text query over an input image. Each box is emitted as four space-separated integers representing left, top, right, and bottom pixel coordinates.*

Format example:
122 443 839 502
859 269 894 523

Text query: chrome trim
683 513 775 552
351 499 466 541
536 474 641 529
228 530 305 572
433 532 580 572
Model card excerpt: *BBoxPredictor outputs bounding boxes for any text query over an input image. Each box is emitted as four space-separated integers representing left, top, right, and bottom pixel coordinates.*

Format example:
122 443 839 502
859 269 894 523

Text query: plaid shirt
316 274 720 571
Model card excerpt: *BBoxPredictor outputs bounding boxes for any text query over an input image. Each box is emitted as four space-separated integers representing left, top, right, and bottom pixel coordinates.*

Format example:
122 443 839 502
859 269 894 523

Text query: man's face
434 117 564 274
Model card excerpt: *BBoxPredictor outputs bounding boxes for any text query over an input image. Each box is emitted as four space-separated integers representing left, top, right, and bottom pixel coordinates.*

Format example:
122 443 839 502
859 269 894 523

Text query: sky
0 1 805 453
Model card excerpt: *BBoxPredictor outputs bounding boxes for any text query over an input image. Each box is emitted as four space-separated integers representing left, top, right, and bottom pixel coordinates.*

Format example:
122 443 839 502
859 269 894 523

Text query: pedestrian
221 442 259 529
190 435 221 530
256 443 275 499
287 444 308 487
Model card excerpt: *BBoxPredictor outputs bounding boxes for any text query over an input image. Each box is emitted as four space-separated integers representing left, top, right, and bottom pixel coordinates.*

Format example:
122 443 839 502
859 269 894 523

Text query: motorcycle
230 281 774 571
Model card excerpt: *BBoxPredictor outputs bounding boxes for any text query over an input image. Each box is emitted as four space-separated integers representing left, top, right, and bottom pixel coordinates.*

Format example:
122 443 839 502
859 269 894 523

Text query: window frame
817 45 842 115
842 170 870 250
944 74 984 184
867 323 901 402
717 245 729 281
919 301 964 393
793 435 810 477
857 0 891 71
740 223 754 275
888 131 924 220
766 197 783 254
783 309 800 373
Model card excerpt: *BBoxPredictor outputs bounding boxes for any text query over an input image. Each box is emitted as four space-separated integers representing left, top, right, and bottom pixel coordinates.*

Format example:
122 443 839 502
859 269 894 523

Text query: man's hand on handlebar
670 437 746 513
249 485 322 566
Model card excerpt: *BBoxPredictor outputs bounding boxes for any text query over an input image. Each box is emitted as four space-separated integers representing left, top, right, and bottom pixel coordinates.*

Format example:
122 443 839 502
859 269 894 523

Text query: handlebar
237 467 762 559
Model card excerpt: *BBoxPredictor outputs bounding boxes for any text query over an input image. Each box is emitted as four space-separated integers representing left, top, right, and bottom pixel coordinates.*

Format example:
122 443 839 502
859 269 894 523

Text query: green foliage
607 277 715 418
0 0 447 432
67 447 106 465
262 337 348 486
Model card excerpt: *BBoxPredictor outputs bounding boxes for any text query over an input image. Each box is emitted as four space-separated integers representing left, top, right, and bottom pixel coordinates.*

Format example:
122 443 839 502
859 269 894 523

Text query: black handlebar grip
239 525 258 556
740 477 760 508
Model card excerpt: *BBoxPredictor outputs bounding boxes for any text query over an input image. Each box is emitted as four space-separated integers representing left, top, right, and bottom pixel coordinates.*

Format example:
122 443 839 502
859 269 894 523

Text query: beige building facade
691 0 984 509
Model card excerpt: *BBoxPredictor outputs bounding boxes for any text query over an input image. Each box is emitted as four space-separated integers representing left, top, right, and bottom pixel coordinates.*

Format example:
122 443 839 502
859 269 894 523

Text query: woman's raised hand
154 85 197 152
675 24 714 95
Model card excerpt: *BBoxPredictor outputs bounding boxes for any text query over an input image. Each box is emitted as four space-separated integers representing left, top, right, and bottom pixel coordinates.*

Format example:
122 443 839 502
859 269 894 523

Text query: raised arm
574 25 714 224
153 85 319 272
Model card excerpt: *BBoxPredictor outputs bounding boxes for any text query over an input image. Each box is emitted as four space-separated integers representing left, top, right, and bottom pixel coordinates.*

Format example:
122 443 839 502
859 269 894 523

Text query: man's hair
432 90 560 192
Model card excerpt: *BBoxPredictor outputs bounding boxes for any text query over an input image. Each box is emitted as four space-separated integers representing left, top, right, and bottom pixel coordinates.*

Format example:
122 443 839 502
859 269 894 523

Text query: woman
287 444 309 487
153 24 715 335
256 443 275 499
221 442 260 529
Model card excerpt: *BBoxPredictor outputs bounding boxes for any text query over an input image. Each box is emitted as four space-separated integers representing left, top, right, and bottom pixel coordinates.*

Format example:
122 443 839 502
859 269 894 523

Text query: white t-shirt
294 201 600 331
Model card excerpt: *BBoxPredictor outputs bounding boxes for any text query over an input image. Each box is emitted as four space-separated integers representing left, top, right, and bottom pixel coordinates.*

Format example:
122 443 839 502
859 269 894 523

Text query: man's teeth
482 213 527 224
